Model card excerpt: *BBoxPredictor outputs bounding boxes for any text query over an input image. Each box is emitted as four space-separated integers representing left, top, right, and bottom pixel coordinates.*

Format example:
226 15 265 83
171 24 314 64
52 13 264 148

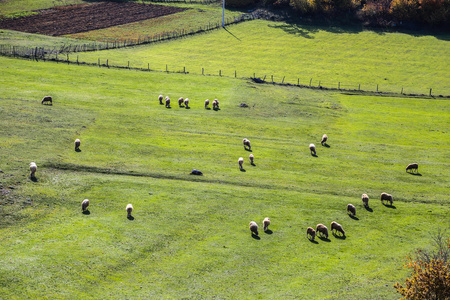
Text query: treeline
226 0 450 27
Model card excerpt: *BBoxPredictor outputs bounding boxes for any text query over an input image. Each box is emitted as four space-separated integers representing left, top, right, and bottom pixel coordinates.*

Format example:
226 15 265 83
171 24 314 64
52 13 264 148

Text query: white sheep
178 97 184 107
205 99 210 109
316 224 328 238
321 134 328 145
41 96 52 105
243 138 251 151
212 99 219 110
347 203 356 216
362 194 369 207
165 96 170 108
74 138 81 151
263 217 270 231
330 221 345 236
126 204 133 217
81 199 89 212
406 163 418 173
158 95 164 105
249 221 258 236
29 162 37 178
381 192 393 205
249 153 254 165
238 157 244 170
309 143 316 155
307 227 316 241
184 98 189 108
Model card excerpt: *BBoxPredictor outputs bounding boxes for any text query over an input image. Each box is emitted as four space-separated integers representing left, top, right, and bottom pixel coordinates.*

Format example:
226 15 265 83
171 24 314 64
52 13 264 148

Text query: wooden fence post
98 58 100 67
271 75 273 82
377 84 379 92
282 76 285 83
202 67 204 75
429 88 432 96
358 84 360 91
67 54 69 64
235 70 236 78
338 82 340 90
107 59 109 68
166 64 168 72
401 87 403 94
310 78 312 87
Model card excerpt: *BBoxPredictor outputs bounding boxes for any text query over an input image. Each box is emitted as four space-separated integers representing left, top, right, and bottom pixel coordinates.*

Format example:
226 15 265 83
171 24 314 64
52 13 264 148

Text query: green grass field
1 55 449 299
1 0 449 298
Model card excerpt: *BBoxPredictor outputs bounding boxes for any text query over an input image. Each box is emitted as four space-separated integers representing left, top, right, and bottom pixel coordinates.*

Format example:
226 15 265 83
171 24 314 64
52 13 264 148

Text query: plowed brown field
0 2 187 36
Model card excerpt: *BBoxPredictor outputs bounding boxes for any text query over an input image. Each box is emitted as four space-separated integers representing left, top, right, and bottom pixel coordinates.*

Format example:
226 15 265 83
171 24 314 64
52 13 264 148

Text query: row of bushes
225 0 449 27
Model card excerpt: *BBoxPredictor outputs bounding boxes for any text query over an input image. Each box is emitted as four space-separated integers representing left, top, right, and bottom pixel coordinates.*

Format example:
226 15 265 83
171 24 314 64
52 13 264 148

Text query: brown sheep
165 96 170 108
330 221 345 236
205 99 210 109
316 224 328 238
184 98 189 108
249 221 258 236
347 203 356 216
81 199 89 212
41 96 52 105
75 138 81 151
406 163 418 173
362 194 369 207
307 227 316 241
249 153 254 165
309 143 316 155
178 97 184 107
243 138 251 151
238 157 244 170
158 95 164 105
263 217 270 231
381 193 393 205
212 99 219 110
321 134 328 145
126 204 133 217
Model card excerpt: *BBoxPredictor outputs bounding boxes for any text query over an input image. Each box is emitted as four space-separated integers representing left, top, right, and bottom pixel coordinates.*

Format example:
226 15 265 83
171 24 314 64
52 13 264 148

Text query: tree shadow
82 210 90 215
127 215 135 220
349 215 359 220
364 206 373 212
252 234 261 240
264 229 273 235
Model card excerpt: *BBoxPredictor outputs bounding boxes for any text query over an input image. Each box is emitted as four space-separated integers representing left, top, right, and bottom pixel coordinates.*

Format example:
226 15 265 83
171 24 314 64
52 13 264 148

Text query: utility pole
222 0 225 27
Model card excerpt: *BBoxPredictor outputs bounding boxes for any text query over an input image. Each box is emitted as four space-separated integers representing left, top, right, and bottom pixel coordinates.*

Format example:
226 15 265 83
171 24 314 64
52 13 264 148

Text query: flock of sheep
34 95 420 240
158 94 219 110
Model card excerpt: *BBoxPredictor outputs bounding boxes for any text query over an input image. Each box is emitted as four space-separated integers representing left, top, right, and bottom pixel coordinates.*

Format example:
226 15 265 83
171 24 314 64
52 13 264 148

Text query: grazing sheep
165 96 170 108
406 163 419 173
243 138 251 151
184 98 189 108
380 192 393 205
126 204 133 217
74 138 81 151
158 95 164 105
238 157 244 170
249 221 258 236
362 194 369 207
321 134 328 145
29 162 37 178
309 143 316 155
330 221 345 236
205 99 210 109
212 99 219 109
249 153 254 165
263 217 270 231
316 224 328 238
81 199 89 212
178 97 184 107
347 203 356 216
41 96 52 105
307 227 316 241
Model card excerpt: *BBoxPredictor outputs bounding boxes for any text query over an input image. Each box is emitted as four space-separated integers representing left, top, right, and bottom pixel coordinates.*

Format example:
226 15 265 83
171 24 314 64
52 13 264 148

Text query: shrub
225 0 257 8
394 231 450 300
390 0 420 21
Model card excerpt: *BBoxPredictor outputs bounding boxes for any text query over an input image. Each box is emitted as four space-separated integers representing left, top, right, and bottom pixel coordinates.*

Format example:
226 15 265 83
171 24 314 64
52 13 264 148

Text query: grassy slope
0 56 449 299
73 20 450 95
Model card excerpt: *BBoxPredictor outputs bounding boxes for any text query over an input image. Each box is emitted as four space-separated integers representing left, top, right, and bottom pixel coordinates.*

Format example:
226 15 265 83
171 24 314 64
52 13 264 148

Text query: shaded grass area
0 56 449 299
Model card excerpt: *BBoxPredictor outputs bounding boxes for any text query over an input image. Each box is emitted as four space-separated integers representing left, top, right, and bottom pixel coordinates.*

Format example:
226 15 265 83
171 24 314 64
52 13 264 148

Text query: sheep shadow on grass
318 236 331 242
322 143 330 148
309 239 319 244
311 153 318 157
75 148 82 152
213 107 221 111
251 163 256 166
240 168 246 172
205 107 211 110
409 172 422 176
82 210 90 215
252 234 261 240
333 232 346 240
364 206 373 213
30 176 38 182
349 215 359 220
127 215 135 221
264 229 273 235
383 204 397 209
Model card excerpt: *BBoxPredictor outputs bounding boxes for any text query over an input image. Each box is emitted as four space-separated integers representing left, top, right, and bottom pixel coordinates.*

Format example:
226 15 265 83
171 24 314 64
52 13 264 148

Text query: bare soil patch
0 2 187 36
